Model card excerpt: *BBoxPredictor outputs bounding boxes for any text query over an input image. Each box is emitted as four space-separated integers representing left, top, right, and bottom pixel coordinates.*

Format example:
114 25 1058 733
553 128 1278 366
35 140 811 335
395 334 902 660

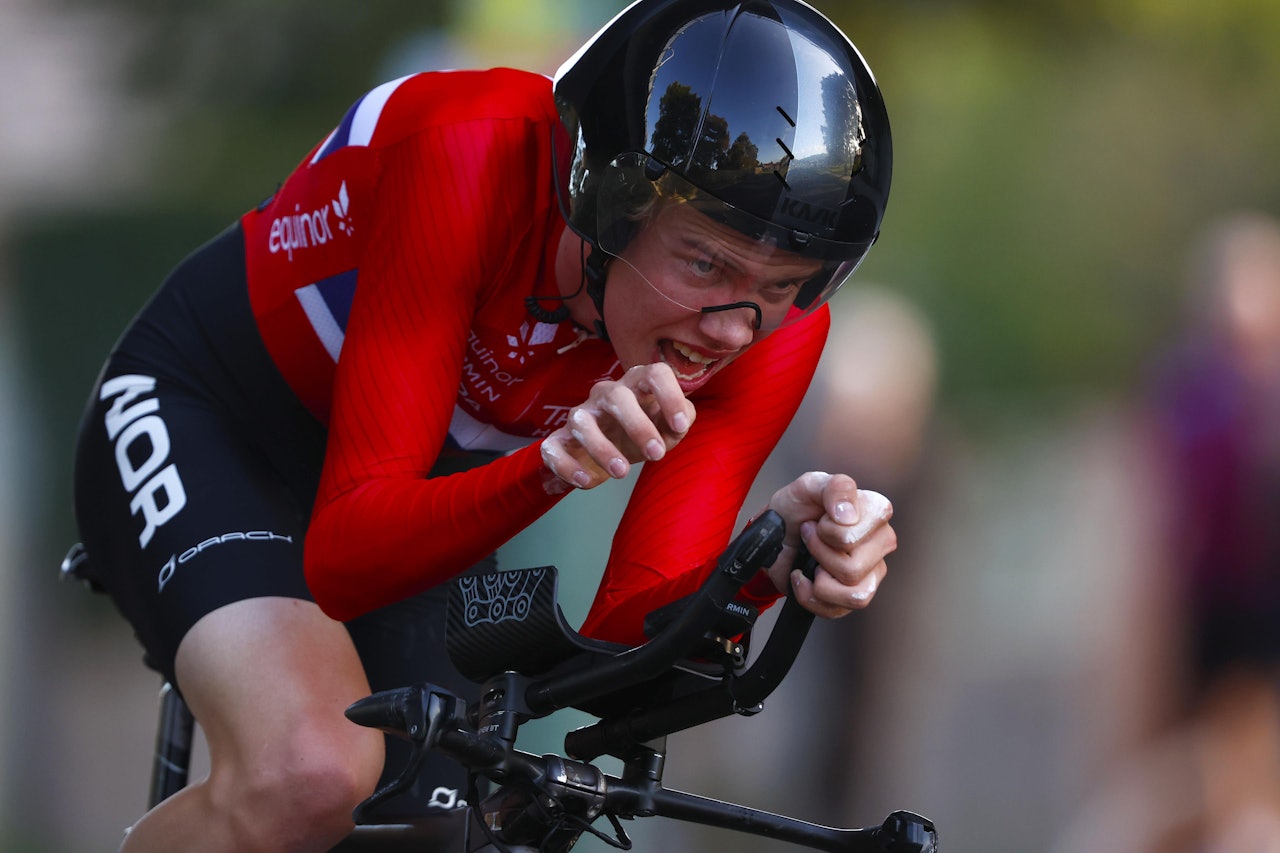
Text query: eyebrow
678 234 806 276
670 212 822 278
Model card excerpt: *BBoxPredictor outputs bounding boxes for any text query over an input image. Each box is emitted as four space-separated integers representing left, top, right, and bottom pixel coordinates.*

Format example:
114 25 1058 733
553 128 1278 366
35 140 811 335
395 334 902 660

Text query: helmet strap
523 296 572 325
523 235 592 325
584 249 612 343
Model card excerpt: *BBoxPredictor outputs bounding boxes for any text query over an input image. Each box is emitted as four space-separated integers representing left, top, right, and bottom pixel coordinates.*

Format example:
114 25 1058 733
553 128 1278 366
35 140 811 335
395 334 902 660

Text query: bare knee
172 598 387 850
217 720 384 851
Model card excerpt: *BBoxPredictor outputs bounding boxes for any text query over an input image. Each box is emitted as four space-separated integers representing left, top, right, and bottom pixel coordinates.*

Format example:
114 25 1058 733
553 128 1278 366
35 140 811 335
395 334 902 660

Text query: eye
686 252 722 280
759 279 804 303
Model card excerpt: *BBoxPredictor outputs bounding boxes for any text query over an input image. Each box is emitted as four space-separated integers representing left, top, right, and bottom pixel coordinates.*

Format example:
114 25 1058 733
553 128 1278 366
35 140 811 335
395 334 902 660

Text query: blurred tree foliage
53 0 453 213
17 0 1280 431
822 0 1280 417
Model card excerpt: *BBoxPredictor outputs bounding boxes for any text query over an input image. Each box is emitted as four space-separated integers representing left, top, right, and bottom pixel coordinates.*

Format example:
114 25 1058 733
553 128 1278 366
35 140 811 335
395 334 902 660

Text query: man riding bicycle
71 1 894 849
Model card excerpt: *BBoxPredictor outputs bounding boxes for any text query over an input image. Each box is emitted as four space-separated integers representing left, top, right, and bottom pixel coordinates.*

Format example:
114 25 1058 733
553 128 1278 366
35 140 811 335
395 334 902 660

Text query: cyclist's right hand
765 474 895 619
541 362 695 490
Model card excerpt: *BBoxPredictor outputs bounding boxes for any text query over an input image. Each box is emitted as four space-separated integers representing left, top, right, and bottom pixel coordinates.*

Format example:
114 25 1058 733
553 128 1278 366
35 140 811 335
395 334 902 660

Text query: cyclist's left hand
764 473 895 619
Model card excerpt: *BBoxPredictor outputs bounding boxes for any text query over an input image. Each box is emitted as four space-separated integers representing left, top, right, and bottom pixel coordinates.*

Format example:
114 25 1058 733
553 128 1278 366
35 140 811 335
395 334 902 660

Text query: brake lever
345 684 468 823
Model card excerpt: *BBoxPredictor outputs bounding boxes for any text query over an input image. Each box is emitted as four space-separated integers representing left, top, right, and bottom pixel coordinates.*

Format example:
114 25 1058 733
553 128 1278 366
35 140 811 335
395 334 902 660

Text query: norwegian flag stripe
295 268 358 362
448 406 534 453
310 75 415 165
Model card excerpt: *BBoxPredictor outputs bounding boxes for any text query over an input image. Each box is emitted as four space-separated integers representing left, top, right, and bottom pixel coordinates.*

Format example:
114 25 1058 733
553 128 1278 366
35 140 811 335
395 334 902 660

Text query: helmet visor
593 153 872 330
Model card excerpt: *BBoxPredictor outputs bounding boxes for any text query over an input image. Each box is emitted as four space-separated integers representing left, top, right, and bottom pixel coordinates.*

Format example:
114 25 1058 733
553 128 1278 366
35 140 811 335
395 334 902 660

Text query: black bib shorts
73 224 486 823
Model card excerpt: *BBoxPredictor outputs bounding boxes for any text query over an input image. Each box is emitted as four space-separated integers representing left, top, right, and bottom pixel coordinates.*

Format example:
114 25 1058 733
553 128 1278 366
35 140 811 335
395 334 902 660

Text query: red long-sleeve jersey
239 69 828 643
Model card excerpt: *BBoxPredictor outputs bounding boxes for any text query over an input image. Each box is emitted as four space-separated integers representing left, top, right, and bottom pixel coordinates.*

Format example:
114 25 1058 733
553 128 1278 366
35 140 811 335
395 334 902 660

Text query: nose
697 301 758 349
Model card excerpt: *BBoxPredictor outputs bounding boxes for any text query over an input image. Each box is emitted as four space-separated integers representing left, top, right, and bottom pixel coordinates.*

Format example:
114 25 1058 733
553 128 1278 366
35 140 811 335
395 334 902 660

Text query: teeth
666 342 718 383
673 342 715 365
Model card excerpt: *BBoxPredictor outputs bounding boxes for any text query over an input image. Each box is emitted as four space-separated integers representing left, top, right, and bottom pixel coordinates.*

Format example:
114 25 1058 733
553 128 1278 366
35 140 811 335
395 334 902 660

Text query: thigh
174 595 382 780
74 364 314 686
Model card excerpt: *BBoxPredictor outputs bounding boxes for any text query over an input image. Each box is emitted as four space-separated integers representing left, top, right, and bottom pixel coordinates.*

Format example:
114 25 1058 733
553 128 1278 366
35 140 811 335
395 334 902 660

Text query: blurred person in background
1159 212 1280 704
786 284 938 817
68 1 899 850
1053 211 1280 852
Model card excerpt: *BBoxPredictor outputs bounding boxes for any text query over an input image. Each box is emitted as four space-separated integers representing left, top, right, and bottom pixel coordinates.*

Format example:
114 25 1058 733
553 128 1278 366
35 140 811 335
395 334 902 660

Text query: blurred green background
3 0 1279 850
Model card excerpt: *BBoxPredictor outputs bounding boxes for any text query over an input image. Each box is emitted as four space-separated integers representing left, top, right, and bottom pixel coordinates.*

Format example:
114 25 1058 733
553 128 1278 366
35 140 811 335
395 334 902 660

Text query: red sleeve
579 306 830 644
304 109 567 622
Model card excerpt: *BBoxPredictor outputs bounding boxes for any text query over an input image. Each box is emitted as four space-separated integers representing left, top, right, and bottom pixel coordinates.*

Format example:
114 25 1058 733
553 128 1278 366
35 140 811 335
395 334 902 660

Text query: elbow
579 596 646 646
303 540 363 623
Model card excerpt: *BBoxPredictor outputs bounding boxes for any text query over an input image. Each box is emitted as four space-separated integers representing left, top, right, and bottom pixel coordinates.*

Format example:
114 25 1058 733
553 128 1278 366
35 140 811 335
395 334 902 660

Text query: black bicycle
62 510 936 852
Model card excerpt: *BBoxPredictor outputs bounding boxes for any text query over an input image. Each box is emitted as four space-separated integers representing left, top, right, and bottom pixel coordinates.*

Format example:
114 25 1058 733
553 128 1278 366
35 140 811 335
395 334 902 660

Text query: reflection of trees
650 82 702 167
821 72 863 173
649 82 758 172
725 132 759 170
650 76 866 180
701 113 730 165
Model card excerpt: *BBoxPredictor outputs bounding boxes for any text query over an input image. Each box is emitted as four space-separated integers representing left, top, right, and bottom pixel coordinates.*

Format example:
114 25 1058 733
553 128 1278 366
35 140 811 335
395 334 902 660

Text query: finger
814 491 894 553
627 363 695 437
802 518 896 587
810 560 887 611
540 433 609 489
770 471 834 529
568 404 634 478
820 474 862 525
790 560 887 618
787 567 856 619
596 385 675 463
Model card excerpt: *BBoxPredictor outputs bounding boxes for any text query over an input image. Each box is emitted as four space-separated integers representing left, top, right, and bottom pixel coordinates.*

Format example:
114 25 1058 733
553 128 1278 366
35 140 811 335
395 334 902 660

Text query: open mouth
663 340 721 383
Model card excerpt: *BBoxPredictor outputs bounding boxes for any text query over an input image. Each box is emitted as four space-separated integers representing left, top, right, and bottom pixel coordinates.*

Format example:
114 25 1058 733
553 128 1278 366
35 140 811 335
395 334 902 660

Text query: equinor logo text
269 182 352 261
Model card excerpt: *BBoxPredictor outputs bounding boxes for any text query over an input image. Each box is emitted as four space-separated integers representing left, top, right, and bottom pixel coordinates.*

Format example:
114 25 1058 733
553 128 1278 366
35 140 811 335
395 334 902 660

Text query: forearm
305 442 567 621
581 559 781 645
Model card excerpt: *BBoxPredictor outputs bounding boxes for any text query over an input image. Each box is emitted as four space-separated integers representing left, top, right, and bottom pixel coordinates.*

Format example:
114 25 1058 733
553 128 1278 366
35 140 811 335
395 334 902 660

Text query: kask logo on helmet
777 195 840 231
268 181 353 261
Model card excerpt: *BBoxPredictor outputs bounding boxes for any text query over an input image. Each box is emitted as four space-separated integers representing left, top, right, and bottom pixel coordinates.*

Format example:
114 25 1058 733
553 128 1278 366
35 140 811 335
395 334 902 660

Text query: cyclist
72 0 894 850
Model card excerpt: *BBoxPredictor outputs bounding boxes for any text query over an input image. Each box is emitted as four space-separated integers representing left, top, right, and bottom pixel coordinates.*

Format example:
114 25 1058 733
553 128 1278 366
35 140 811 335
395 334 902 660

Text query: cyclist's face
604 202 823 393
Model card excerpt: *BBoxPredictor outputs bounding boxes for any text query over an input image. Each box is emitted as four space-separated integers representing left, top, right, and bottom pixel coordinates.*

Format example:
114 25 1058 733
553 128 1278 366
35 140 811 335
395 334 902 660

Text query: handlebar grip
791 540 819 586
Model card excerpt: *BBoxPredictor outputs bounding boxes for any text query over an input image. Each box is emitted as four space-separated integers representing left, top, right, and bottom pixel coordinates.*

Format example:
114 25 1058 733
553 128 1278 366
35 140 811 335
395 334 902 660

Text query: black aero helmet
553 0 892 327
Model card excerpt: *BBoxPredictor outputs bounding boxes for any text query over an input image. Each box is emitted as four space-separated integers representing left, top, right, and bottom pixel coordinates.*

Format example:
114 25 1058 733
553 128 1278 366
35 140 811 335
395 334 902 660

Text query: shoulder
370 69 557 144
